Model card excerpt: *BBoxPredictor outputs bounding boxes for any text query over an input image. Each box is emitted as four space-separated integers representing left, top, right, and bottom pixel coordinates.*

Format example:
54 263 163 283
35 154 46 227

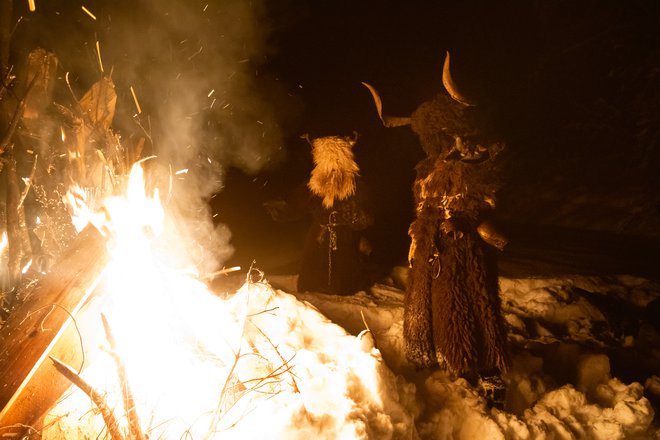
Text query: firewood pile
0 10 149 436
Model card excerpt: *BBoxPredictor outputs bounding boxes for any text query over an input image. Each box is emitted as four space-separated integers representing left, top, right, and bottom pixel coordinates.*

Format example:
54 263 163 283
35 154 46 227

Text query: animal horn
442 51 476 107
300 133 313 145
349 130 359 145
361 82 412 127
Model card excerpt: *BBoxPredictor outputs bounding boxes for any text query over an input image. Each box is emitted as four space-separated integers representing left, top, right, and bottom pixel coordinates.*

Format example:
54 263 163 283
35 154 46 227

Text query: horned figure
266 134 374 295
363 52 510 400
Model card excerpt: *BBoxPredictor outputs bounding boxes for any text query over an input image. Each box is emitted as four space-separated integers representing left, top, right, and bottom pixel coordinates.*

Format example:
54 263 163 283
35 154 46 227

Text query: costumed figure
266 134 374 295
363 52 510 406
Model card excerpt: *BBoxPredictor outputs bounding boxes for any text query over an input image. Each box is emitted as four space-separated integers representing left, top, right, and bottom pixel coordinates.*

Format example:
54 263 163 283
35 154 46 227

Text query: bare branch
49 356 124 440
0 71 40 155
17 153 37 209
101 313 147 440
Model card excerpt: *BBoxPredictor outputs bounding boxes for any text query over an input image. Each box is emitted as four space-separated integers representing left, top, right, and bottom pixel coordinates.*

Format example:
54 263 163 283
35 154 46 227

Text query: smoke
13 0 293 272
104 0 290 271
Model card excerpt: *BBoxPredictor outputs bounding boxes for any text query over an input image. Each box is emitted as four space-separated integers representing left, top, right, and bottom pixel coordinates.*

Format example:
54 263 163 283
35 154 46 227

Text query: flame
0 232 7 255
45 163 402 439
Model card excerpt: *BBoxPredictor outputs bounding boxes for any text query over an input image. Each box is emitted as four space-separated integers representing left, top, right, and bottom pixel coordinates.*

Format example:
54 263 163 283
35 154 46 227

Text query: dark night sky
7 0 660 276
226 0 660 274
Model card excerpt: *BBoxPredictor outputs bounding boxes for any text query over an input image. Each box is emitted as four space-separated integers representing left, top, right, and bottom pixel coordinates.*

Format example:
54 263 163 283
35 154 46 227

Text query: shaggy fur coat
405 154 509 375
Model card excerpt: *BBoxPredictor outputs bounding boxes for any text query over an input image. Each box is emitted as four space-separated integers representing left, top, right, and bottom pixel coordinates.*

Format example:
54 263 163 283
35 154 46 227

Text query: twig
207 345 242 435
101 314 147 440
199 266 241 281
17 153 37 209
5 155 25 286
49 355 124 440
250 322 300 393
0 0 12 73
0 71 40 154
21 303 87 373
0 423 40 436
0 67 14 101
246 261 264 284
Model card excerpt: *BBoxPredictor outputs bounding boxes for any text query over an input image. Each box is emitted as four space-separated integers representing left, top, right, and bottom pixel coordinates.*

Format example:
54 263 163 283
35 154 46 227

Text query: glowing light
49 163 394 438
81 5 96 20
0 232 8 254
96 41 104 73
130 85 142 114
21 259 32 274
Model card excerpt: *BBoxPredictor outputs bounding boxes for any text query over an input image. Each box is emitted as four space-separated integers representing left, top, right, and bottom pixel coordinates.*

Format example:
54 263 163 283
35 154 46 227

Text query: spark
188 46 203 60
81 5 97 20
21 259 33 274
207 89 215 98
130 86 142 115
0 232 7 254
28 0 35 12
175 169 189 175
96 41 104 73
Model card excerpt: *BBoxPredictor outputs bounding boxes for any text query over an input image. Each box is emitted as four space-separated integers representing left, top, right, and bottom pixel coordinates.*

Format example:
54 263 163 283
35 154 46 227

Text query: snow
266 269 659 439
36 268 659 439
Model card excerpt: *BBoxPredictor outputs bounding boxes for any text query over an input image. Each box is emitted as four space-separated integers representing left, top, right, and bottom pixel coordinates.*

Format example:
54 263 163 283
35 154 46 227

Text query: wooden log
0 224 109 434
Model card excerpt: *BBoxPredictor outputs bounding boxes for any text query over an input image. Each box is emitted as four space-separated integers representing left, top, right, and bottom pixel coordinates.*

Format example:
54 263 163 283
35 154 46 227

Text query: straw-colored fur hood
307 135 360 208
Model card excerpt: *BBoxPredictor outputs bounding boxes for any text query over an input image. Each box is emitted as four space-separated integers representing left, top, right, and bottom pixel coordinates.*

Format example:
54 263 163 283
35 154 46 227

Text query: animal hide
406 156 509 374
307 136 360 209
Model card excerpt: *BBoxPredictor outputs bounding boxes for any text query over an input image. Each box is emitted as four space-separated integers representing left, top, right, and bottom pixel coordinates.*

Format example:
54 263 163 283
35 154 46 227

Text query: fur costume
364 52 510 376
405 155 508 374
268 135 373 295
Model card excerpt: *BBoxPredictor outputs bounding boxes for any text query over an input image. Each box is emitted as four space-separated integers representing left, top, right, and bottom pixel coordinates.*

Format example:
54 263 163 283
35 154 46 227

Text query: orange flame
46 163 406 438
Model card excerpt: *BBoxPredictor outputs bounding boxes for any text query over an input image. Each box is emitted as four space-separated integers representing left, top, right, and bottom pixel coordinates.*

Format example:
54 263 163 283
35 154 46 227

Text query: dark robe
405 156 509 374
270 180 374 295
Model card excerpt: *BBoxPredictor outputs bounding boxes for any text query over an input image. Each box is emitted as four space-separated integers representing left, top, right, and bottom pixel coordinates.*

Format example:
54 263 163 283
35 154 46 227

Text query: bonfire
1 3 658 440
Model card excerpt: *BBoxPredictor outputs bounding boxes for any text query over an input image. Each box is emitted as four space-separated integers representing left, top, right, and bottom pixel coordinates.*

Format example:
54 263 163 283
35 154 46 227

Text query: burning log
0 224 108 435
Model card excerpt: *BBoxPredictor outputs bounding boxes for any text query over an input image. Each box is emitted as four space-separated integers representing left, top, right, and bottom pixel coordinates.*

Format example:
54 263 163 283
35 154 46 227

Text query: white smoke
96 0 290 272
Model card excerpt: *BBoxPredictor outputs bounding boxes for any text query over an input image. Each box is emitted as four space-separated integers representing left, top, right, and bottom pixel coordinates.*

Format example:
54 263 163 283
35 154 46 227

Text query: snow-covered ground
30 264 659 439
265 269 660 439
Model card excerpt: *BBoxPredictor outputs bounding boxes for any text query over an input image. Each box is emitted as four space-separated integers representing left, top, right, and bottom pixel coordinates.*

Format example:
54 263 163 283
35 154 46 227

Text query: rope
324 211 338 289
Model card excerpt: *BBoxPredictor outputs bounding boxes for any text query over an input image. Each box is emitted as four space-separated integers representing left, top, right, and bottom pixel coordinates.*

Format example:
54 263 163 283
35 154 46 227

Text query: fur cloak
405 155 509 374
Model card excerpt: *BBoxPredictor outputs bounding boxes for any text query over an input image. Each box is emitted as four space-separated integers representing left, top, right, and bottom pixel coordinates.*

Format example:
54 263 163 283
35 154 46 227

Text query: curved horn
349 130 359 145
361 82 412 127
442 51 476 107
300 133 313 146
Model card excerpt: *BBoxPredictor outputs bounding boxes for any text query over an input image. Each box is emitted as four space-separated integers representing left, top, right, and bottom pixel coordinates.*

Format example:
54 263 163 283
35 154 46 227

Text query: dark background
7 0 660 279
224 0 660 278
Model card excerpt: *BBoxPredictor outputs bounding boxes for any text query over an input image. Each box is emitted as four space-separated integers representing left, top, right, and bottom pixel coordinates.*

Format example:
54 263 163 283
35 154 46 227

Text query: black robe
271 180 374 295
